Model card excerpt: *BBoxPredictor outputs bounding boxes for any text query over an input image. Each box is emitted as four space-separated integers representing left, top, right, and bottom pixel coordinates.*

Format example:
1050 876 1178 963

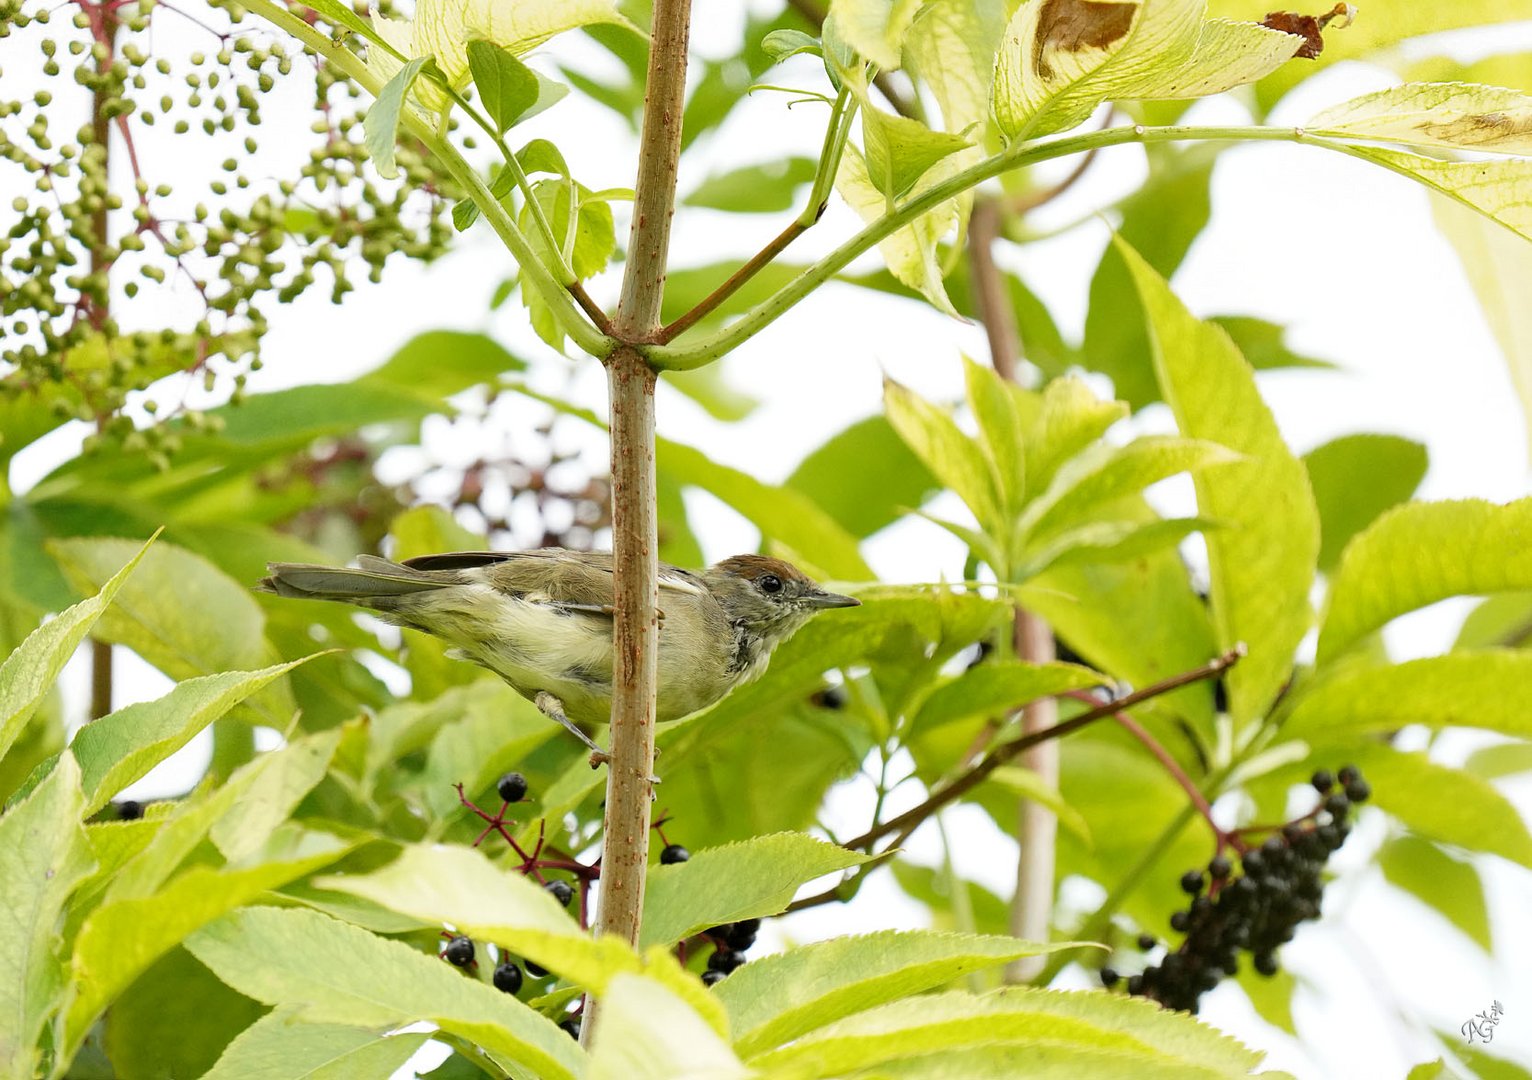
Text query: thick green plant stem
645 124 1359 370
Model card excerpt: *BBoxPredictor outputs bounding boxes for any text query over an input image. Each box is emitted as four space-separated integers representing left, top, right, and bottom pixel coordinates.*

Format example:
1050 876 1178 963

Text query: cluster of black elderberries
700 919 761 986
1101 765 1370 1013
442 772 589 1035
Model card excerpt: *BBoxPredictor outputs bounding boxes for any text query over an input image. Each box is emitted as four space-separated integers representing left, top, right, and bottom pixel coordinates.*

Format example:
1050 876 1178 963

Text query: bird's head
701 554 860 646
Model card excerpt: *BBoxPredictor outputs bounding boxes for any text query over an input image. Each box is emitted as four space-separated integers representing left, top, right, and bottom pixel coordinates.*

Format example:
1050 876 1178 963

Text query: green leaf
48 537 294 726
1379 834 1492 951
828 0 922 70
1019 376 1130 497
987 765 1092 845
1310 82 1532 154
104 947 268 1080
714 930 1079 1058
363 329 526 399
683 157 818 213
1338 745 1532 869
837 144 961 316
202 1010 430 1080
786 415 940 538
209 729 342 862
1434 194 1532 465
466 39 540 132
1287 651 1532 742
660 364 762 423
1122 238 1319 724
1318 498 1532 664
312 844 639 990
589 974 751 1080
762 28 821 63
657 438 873 581
964 356 1026 518
0 534 151 763
1024 516 1223 577
993 0 1202 140
1022 436 1239 542
1345 145 1532 244
1081 147 1216 409
364 57 427 180
69 659 313 817
884 376 1000 534
1456 592 1532 650
64 829 355 1058
187 906 583 1080
863 107 972 200
1212 315 1335 373
1236 962 1296 1034
1302 435 1428 574
520 179 616 281
640 833 873 949
749 986 1262 1075
0 754 92 1080
911 661 1105 735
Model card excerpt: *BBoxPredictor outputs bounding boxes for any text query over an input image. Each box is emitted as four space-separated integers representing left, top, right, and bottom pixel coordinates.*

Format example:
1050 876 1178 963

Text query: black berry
1170 911 1189 933
725 924 758 952
1180 870 1204 895
1208 854 1231 880
497 772 528 803
1337 764 1359 787
559 1018 581 1039
525 960 548 977
493 960 523 994
1324 792 1350 818
443 935 474 967
117 800 144 820
1137 933 1157 951
708 948 746 974
1311 769 1334 793
660 844 690 865
1345 779 1371 803
1100 966 1120 987
1253 951 1279 977
545 880 574 907
702 969 727 986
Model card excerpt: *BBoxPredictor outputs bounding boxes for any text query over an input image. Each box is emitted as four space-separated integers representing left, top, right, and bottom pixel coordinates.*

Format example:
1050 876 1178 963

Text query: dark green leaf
104 948 267 1080
364 329 526 399
762 28 821 62
1303 435 1428 573
786 415 939 538
683 157 818 213
466 40 541 132
640 833 873 948
1212 315 1335 372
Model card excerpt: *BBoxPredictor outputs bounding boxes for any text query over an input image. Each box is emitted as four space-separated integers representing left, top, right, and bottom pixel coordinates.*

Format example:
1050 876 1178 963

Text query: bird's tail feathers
257 559 448 605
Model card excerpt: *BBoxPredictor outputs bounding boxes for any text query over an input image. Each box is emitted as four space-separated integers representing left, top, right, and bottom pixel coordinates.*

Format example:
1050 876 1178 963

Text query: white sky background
12 3 1532 1076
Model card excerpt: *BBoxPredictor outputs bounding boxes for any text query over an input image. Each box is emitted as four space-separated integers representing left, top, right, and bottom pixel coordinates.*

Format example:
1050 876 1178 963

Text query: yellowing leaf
905 0 1006 135
1310 82 1532 154
993 0 1202 140
828 0 925 70
1346 145 1532 243
589 974 750 1080
863 107 973 200
836 144 962 316
1433 195 1532 463
1126 18 1301 99
367 0 625 110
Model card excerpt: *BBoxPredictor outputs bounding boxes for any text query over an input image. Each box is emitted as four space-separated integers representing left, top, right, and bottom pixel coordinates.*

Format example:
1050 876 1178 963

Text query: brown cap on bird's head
708 554 859 610
711 554 815 584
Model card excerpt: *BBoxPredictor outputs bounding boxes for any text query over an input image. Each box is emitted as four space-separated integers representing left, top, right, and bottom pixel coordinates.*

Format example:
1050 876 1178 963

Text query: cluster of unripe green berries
0 0 456 459
1100 765 1369 1013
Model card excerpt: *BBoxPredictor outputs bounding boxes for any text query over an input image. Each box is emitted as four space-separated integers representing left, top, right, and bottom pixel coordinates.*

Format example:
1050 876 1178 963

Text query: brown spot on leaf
1262 3 1354 61
1034 0 1139 80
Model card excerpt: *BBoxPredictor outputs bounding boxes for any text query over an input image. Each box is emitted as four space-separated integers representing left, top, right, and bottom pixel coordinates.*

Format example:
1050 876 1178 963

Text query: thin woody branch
842 646 1246 852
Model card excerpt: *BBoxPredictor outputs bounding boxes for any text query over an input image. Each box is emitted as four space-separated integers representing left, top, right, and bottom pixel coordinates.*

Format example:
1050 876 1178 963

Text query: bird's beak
805 589 860 609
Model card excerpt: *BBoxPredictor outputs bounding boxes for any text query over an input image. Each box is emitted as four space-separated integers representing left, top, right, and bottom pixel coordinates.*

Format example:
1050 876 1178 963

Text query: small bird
258 549 859 763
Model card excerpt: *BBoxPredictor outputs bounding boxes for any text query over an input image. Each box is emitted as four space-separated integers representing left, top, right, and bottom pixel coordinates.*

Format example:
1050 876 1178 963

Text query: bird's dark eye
759 574 783 594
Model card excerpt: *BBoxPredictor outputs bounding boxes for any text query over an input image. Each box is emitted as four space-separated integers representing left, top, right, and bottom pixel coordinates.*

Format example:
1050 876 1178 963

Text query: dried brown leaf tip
1262 3 1357 61
1035 0 1139 79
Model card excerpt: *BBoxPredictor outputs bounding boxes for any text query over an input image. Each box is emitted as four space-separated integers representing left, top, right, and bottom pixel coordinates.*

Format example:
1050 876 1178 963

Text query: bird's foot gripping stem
534 692 660 784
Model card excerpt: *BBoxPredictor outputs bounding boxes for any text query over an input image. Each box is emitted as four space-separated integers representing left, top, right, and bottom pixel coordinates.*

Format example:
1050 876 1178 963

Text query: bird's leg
533 691 661 786
534 691 609 765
